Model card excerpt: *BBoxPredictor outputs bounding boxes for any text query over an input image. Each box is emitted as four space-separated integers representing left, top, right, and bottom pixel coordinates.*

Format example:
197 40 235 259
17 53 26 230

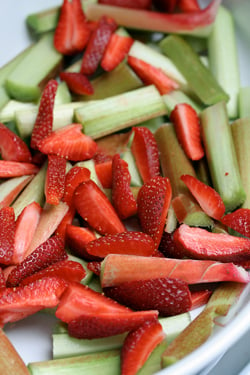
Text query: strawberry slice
128 56 179 95
170 103 204 161
59 72 94 95
0 207 16 265
74 179 126 235
101 32 134 72
0 123 32 162
111 154 137 219
0 268 5 289
71 0 91 51
85 231 155 258
6 235 68 287
38 124 97 161
190 290 212 310
180 174 225 220
173 224 250 263
152 0 177 12
104 277 192 316
137 176 172 249
121 320 165 375
178 0 201 12
68 310 158 339
65 224 98 260
95 159 113 188
0 161 39 178
87 261 102 275
80 15 117 75
221 208 250 238
45 154 67 206
0 175 33 209
30 80 58 150
131 127 161 183
99 0 152 8
158 231 183 258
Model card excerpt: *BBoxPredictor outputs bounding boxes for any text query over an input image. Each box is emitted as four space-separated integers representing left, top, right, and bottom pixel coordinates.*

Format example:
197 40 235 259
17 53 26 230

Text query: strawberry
181 174 225 220
152 0 177 12
45 154 67 206
59 72 94 96
80 16 117 75
87 261 102 275
6 235 68 287
0 123 32 162
0 161 39 178
158 231 183 258
190 290 212 310
101 32 134 72
74 179 126 235
131 127 161 183
99 0 152 9
95 159 113 188
221 208 250 238
65 224 98 260
71 0 91 51
128 56 179 95
178 0 201 12
111 154 137 219
137 176 172 249
85 231 155 258
0 175 33 209
30 80 58 150
173 224 250 262
38 124 97 161
67 310 158 339
0 207 16 265
0 268 5 289
121 320 165 375
170 103 204 161
104 277 192 316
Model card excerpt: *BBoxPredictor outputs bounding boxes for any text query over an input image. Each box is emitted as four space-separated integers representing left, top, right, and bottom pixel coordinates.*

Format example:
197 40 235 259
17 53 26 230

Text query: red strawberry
30 80 58 150
68 310 158 339
95 159 113 188
178 0 201 12
0 175 33 209
111 154 137 219
87 261 102 275
181 174 225 220
173 224 250 262
80 16 117 75
131 127 161 183
158 231 183 258
152 0 177 12
101 31 134 72
85 231 155 258
0 123 32 162
71 0 91 51
137 176 172 249
59 72 94 95
74 179 126 235
99 0 152 9
65 224 98 260
38 124 97 161
104 277 192 316
6 235 68 287
0 161 39 178
121 320 165 375
190 290 212 310
0 268 5 289
170 103 204 160
45 154 67 205
221 208 250 238
0 207 16 265
128 56 179 95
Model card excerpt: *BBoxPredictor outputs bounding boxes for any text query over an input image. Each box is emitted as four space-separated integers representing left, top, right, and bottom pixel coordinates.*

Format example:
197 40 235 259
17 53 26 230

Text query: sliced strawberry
178 0 201 12
152 0 177 12
111 154 137 220
65 224 98 260
0 268 5 289
74 179 126 235
180 174 225 220
68 310 158 339
87 261 102 275
0 175 33 209
71 0 91 51
0 161 39 178
95 159 113 188
93 152 113 164
85 231 155 258
38 124 97 161
45 154 67 206
121 320 165 375
30 80 58 150
12 202 42 265
0 123 32 162
80 15 117 75
137 176 172 249
131 127 161 183
158 231 183 258
0 207 16 265
128 56 179 95
221 208 250 238
173 224 250 263
59 72 94 95
99 0 152 9
101 32 134 72
6 235 68 287
190 290 212 310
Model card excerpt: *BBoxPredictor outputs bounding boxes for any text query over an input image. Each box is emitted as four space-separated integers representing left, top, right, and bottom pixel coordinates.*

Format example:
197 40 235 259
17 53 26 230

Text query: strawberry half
111 154 137 219
178 0 201 12
59 72 94 96
0 268 5 289
95 159 113 188
170 103 204 161
74 179 126 235
221 208 250 238
45 154 67 206
181 174 225 220
38 124 97 161
0 207 16 265
65 224 98 260
137 176 172 249
0 123 32 162
71 0 91 51
87 261 102 276
30 80 58 150
131 127 161 183
0 161 39 178
190 290 212 310
99 0 152 9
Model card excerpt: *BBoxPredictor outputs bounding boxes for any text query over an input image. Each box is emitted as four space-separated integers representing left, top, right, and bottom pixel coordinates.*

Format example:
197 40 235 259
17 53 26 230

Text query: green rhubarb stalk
75 85 167 139
121 149 143 187
194 158 212 186
160 35 229 106
0 100 36 123
162 90 203 114
231 117 250 209
208 6 240 119
238 86 250 118
55 82 72 105
200 101 246 212
0 175 34 208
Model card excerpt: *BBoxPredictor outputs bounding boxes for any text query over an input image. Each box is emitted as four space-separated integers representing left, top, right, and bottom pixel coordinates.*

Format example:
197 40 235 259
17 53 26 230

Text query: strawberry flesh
178 0 201 12
0 268 5 289
221 208 250 238
59 72 94 95
87 261 102 276
99 0 152 9
65 224 98 260
0 161 39 178
0 207 16 265
45 154 67 205
0 123 32 162
95 159 113 188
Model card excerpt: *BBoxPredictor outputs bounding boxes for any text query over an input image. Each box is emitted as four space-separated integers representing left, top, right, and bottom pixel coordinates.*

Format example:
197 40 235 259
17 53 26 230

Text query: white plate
1 1 250 374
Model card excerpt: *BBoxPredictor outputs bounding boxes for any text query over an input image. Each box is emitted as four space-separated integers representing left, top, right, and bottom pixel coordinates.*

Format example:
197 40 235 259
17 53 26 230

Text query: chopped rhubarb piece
178 0 201 12
0 207 16 265
59 72 94 95
99 0 152 9
96 132 130 156
65 224 98 260
221 208 250 238
0 123 32 162
45 154 67 205
0 175 33 209
95 159 113 188
0 161 39 178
